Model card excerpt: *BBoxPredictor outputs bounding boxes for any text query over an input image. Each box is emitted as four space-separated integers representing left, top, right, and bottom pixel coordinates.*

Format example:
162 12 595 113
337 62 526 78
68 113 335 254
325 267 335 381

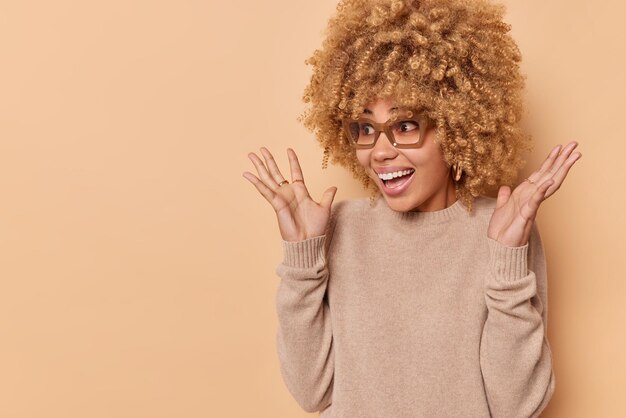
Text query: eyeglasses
341 110 431 149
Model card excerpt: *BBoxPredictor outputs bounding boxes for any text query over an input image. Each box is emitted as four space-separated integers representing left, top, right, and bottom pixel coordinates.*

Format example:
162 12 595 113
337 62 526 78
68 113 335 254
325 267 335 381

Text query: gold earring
453 161 463 181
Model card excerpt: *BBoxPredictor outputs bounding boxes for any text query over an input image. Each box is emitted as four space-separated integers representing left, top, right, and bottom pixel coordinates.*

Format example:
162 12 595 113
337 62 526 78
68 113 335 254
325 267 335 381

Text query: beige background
0 0 624 417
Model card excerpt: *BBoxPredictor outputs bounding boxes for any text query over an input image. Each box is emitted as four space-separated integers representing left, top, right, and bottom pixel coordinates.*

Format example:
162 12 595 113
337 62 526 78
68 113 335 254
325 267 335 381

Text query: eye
394 121 419 133
361 123 375 135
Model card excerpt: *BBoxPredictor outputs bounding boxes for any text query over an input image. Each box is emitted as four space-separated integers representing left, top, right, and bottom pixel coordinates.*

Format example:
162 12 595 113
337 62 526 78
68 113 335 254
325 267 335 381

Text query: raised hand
487 141 582 247
243 147 338 242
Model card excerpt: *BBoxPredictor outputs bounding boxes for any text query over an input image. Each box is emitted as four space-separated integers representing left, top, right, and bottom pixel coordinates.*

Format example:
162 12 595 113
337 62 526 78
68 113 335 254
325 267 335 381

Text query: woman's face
355 97 457 212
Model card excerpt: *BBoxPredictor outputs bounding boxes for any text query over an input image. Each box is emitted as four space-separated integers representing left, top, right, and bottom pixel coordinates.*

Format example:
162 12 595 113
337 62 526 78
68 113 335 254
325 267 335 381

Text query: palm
488 141 581 247
488 183 541 247
243 147 337 242
273 182 333 240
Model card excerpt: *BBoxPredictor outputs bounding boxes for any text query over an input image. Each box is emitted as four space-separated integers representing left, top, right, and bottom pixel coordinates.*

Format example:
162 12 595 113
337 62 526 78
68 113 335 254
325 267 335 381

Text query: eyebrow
363 107 398 114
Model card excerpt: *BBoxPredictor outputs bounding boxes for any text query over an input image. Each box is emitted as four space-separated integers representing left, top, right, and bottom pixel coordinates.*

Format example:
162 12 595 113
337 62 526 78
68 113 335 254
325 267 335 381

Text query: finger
528 144 561 181
287 148 306 183
260 147 287 183
248 152 279 190
544 151 581 198
242 171 280 209
320 186 338 210
287 148 311 199
496 185 511 209
545 141 578 178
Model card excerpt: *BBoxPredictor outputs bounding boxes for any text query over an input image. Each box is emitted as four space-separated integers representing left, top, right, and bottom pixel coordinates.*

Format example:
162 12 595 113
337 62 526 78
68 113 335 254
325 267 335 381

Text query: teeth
377 169 414 180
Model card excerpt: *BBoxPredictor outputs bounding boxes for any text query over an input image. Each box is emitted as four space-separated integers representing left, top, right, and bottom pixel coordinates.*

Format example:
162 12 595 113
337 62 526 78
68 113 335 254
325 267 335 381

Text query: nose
371 132 398 161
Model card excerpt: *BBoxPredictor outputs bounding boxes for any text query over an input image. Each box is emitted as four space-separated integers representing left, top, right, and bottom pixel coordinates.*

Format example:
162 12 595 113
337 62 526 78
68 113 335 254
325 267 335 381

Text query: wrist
487 231 529 248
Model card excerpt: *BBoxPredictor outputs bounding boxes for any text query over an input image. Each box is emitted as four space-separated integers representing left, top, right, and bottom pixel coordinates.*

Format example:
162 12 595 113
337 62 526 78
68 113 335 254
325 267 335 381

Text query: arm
243 147 337 413
480 223 556 418
482 142 579 416
275 235 334 413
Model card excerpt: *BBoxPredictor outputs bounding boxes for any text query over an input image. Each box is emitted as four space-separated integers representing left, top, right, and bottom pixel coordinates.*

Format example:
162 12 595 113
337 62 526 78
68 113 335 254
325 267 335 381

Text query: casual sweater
274 196 555 418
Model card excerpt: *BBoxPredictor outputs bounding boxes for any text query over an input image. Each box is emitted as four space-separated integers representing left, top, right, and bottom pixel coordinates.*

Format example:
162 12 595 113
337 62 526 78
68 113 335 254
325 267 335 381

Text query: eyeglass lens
346 119 422 146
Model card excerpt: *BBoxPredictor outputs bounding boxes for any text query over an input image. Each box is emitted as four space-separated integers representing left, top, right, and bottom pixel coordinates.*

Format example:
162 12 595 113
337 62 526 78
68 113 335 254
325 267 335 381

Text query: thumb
496 185 511 209
320 186 338 210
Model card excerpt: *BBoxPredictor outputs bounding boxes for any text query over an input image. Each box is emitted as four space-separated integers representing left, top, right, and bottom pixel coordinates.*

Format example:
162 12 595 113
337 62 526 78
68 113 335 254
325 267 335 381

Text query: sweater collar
373 196 467 225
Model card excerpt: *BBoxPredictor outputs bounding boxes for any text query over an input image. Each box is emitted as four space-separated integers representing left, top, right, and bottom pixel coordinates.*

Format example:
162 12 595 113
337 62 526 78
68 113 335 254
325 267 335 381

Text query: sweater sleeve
274 234 334 413
480 223 556 418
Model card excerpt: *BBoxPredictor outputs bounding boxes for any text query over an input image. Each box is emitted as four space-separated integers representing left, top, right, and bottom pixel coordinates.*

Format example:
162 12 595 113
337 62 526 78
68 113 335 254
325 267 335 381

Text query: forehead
360 97 417 117
363 97 396 111
363 106 398 115
361 106 415 120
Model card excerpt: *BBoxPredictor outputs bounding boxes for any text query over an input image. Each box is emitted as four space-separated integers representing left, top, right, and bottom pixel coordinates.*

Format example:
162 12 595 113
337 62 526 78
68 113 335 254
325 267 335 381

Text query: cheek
355 151 380 182
425 157 452 180
405 148 449 177
402 149 430 166
355 150 370 170
411 139 448 169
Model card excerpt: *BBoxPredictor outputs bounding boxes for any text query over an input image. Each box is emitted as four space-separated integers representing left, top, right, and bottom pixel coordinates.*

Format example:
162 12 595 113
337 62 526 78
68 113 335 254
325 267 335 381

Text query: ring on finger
292 179 304 184
525 177 536 185
278 180 289 187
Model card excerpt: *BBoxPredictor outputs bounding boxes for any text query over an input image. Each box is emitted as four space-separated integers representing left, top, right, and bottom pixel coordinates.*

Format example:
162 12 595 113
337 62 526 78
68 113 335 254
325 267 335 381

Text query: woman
243 0 581 416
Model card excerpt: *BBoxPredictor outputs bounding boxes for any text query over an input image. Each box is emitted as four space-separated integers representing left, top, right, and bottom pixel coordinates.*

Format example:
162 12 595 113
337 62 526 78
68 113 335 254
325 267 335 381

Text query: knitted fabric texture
275 196 555 417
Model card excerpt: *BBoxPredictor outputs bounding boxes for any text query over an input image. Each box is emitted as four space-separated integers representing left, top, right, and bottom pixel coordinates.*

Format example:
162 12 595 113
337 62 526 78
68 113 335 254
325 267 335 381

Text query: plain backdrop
0 0 624 417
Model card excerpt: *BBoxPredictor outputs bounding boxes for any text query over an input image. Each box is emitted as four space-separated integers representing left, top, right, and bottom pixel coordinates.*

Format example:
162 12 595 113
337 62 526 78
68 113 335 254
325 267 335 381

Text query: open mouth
378 169 415 189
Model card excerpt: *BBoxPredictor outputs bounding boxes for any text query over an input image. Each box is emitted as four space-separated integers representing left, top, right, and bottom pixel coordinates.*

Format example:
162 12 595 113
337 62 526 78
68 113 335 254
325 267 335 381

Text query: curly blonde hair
299 0 530 211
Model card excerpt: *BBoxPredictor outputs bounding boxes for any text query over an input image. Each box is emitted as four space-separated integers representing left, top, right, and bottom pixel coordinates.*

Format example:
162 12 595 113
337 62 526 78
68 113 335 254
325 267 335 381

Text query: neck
410 176 457 212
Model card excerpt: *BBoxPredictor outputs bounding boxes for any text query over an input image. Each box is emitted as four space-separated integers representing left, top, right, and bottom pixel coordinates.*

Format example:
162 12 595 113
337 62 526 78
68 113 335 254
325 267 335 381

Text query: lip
377 170 415 197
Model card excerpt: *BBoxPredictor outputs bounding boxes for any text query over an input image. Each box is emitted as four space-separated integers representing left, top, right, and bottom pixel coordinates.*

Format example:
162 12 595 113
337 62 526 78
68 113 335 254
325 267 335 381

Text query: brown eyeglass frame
341 110 431 149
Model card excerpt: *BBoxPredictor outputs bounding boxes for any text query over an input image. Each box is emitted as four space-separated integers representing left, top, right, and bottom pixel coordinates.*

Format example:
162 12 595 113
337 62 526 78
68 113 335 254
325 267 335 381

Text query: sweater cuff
487 237 529 282
281 235 327 269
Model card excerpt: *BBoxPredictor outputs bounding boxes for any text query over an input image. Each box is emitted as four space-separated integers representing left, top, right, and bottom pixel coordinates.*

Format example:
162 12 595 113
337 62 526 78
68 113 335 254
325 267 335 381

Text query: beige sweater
275 196 555 418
